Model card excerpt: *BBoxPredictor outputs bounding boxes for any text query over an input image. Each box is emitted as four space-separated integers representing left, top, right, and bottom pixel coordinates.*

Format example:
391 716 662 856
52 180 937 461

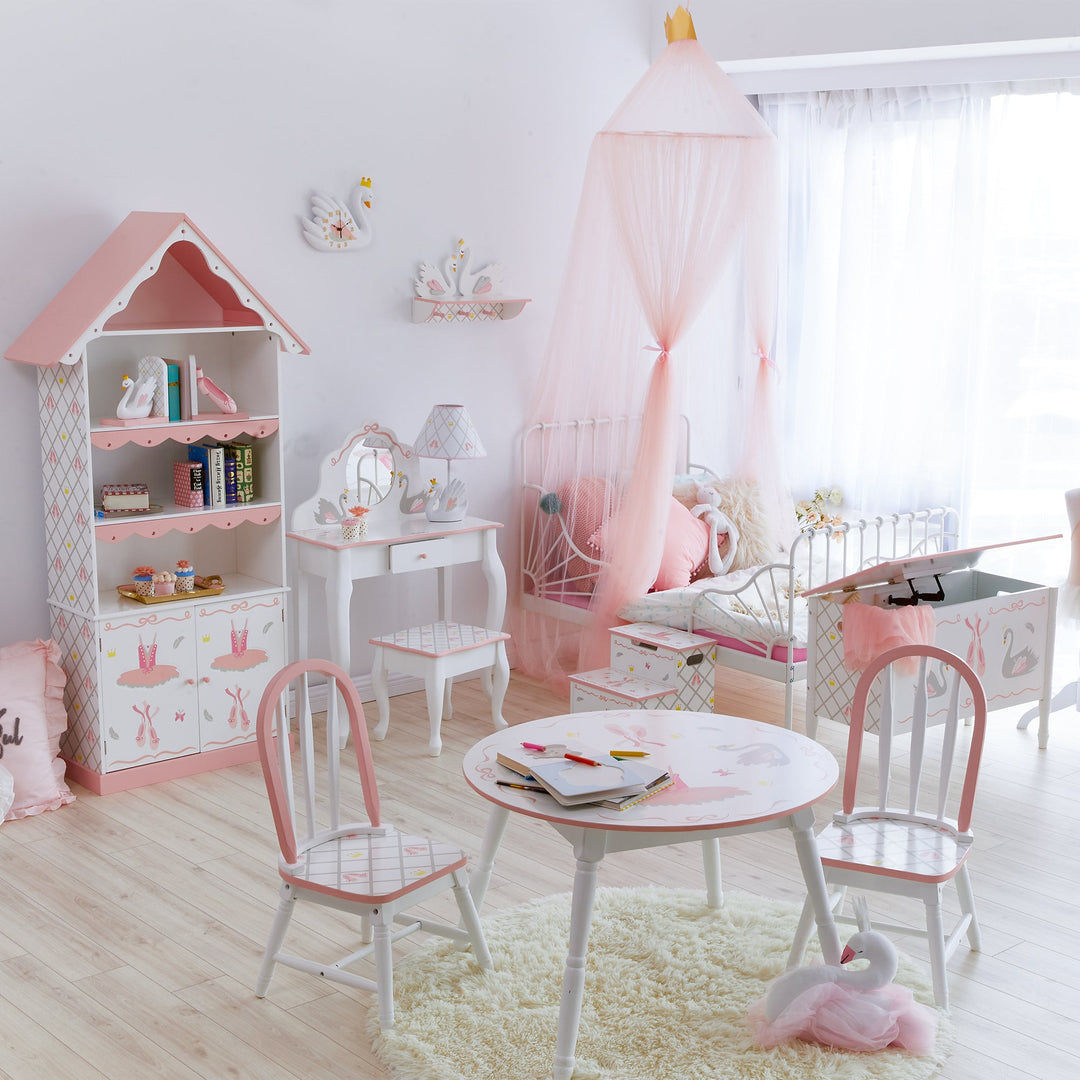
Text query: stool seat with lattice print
369 621 510 755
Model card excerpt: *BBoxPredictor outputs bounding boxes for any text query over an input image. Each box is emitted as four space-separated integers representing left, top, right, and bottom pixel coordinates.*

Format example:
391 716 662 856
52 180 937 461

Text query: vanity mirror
291 422 427 530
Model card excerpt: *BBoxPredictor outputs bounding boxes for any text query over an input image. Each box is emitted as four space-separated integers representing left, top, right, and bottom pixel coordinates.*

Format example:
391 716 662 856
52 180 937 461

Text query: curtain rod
717 37 1080 94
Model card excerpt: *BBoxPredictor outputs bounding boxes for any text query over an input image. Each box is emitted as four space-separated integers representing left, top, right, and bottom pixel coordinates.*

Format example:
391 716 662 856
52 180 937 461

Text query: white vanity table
287 423 506 681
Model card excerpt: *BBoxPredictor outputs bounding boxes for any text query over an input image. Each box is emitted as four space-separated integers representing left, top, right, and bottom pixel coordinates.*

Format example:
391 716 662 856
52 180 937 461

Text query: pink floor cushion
0 639 75 820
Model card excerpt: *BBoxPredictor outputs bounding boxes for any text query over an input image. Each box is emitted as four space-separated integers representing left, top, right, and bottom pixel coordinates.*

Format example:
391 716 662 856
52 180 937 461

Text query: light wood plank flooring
1 668 1077 1079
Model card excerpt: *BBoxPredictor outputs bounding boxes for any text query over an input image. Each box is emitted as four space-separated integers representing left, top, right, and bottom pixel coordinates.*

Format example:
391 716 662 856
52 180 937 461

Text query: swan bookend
748 927 937 1055
115 373 157 420
301 179 375 251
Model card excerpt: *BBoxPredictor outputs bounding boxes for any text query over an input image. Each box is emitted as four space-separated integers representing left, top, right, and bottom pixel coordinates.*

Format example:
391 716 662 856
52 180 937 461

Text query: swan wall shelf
412 237 529 323
300 179 375 251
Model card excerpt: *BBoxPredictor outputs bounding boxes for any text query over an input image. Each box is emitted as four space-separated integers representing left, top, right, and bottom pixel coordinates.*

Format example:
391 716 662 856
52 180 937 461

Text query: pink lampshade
413 404 486 461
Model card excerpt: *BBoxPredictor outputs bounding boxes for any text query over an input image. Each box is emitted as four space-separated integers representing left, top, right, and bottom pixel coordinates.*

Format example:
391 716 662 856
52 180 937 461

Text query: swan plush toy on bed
748 921 937 1055
690 481 740 575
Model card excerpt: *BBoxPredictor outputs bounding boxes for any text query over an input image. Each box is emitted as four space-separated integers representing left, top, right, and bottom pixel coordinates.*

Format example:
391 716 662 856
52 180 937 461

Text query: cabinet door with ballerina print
195 595 285 752
99 609 201 771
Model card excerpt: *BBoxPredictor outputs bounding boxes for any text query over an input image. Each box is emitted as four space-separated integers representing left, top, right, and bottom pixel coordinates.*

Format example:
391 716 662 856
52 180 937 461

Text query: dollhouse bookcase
5 212 309 793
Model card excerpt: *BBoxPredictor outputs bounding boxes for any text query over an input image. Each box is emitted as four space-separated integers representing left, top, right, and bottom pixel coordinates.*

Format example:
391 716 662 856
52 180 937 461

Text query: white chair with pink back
787 643 988 1010
253 658 491 1029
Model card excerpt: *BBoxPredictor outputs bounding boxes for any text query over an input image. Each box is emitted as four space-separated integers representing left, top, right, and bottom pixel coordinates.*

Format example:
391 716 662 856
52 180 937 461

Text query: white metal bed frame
520 416 960 728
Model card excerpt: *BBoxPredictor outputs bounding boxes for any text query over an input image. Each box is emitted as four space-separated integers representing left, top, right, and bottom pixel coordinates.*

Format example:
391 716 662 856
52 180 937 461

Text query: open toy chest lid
803 534 1060 598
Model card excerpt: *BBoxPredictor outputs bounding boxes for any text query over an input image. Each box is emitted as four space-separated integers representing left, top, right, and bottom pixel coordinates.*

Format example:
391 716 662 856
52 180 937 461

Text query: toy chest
570 622 716 713
806 538 1057 739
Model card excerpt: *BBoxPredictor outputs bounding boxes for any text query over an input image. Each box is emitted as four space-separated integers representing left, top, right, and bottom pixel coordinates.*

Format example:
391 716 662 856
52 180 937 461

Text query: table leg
553 831 605 1080
326 560 353 750
480 527 507 632
789 807 841 966
469 805 510 910
700 837 723 908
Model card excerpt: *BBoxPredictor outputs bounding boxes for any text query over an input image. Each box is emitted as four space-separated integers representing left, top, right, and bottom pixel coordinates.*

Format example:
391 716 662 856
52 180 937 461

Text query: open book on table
498 743 670 808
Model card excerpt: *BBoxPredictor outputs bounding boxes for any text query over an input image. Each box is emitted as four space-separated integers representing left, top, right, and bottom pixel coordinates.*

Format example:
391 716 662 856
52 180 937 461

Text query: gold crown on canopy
360 177 373 188
665 6 696 42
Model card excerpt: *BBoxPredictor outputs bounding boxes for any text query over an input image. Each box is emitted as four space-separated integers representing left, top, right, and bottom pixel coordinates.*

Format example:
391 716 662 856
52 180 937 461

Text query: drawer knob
419 553 428 559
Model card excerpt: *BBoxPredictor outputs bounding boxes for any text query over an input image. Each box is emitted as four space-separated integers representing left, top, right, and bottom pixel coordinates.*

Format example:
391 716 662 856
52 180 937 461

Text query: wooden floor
1 668 1078 1079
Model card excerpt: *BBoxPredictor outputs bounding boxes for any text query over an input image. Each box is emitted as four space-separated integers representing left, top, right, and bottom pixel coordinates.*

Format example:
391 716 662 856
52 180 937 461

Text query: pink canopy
517 11 786 686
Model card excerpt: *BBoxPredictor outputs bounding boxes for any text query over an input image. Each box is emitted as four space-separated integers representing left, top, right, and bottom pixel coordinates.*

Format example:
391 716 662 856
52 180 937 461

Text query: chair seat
370 620 510 658
281 825 467 903
816 816 972 884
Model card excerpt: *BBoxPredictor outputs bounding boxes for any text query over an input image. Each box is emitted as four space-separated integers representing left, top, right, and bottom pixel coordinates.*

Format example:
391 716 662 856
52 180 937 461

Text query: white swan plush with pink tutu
748 918 937 1055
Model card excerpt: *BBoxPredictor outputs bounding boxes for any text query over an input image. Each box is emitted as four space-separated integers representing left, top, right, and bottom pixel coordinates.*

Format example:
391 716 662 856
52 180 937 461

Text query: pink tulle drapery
516 23 784 687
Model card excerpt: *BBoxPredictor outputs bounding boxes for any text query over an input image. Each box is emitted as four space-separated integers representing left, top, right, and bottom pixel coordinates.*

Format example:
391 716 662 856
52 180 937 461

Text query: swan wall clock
300 178 375 251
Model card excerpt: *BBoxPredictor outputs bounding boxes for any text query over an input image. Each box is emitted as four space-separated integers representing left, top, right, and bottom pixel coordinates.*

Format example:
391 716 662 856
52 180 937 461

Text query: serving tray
116 574 225 604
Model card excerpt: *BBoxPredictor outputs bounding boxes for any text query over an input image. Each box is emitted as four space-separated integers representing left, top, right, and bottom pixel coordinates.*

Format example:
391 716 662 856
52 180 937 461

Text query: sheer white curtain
759 79 1080 586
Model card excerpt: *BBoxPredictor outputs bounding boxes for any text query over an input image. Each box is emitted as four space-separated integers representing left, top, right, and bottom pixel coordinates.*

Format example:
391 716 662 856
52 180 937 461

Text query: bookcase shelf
5 212 309 793
89 415 279 449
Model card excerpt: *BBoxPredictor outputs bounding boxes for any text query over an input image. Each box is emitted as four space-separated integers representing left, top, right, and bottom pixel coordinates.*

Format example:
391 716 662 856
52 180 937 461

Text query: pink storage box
173 460 205 508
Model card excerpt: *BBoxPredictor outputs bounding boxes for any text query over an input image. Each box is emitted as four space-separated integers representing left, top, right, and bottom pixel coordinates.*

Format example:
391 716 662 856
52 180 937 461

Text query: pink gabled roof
5 211 309 367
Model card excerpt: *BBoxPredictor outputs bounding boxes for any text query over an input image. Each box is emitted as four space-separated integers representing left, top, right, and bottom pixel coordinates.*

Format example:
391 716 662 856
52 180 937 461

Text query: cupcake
175 559 195 592
153 570 176 596
133 565 155 598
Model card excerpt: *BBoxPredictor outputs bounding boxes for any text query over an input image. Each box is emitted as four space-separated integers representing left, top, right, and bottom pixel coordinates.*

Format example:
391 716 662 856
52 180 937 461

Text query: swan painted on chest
1002 627 1039 678
115 373 157 419
301 180 375 251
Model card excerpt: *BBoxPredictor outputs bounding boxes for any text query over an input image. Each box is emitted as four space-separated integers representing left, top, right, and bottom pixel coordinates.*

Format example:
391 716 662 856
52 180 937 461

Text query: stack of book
186 441 256 508
496 743 672 810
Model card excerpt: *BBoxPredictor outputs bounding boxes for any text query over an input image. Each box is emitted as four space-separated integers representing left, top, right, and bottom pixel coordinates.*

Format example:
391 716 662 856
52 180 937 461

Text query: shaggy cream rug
371 887 953 1080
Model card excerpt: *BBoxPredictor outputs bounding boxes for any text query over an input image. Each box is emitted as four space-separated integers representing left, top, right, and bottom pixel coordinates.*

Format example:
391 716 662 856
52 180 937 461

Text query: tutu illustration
211 620 268 671
117 636 179 687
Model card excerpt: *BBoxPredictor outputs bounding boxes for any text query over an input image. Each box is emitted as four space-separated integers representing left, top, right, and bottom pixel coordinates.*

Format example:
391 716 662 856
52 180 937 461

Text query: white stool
369 621 510 756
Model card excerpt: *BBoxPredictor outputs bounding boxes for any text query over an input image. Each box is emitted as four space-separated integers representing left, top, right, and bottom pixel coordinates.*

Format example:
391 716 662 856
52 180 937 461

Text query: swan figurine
748 927 937 1055
115 374 157 420
301 179 375 251
414 250 459 298
455 239 504 298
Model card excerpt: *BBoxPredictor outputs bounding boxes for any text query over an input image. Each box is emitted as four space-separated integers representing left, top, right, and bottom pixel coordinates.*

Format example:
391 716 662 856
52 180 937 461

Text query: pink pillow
0 639 74 820
555 476 616 593
653 498 710 591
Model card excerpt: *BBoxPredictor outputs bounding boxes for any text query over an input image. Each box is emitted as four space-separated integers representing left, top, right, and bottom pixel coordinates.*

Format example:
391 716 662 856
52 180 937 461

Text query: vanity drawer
389 537 454 573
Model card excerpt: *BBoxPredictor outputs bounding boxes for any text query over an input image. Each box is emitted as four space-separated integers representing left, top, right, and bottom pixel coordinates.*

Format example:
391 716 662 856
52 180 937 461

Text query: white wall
0 0 649 663
1 0 1073 667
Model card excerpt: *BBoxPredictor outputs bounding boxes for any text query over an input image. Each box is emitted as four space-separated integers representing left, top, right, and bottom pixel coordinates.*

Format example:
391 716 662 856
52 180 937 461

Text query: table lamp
413 404 486 522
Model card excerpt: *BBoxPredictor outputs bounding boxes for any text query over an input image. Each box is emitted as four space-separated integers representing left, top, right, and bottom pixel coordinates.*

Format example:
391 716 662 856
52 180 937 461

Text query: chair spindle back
843 644 987 834
256 658 381 866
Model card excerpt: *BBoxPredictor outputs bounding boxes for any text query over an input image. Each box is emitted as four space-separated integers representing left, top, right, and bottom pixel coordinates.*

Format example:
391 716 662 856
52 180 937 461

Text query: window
760 80 1080 586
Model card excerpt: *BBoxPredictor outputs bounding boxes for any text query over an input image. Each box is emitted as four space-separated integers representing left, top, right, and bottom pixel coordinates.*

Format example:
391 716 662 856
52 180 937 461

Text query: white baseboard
304 671 426 713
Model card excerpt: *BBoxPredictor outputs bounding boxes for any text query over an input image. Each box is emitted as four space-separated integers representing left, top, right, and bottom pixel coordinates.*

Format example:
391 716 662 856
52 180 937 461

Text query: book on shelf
100 482 150 511
166 362 181 422
178 353 199 419
526 747 664 808
222 441 255 502
187 444 211 503
208 445 226 506
224 455 237 504
173 460 205 509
